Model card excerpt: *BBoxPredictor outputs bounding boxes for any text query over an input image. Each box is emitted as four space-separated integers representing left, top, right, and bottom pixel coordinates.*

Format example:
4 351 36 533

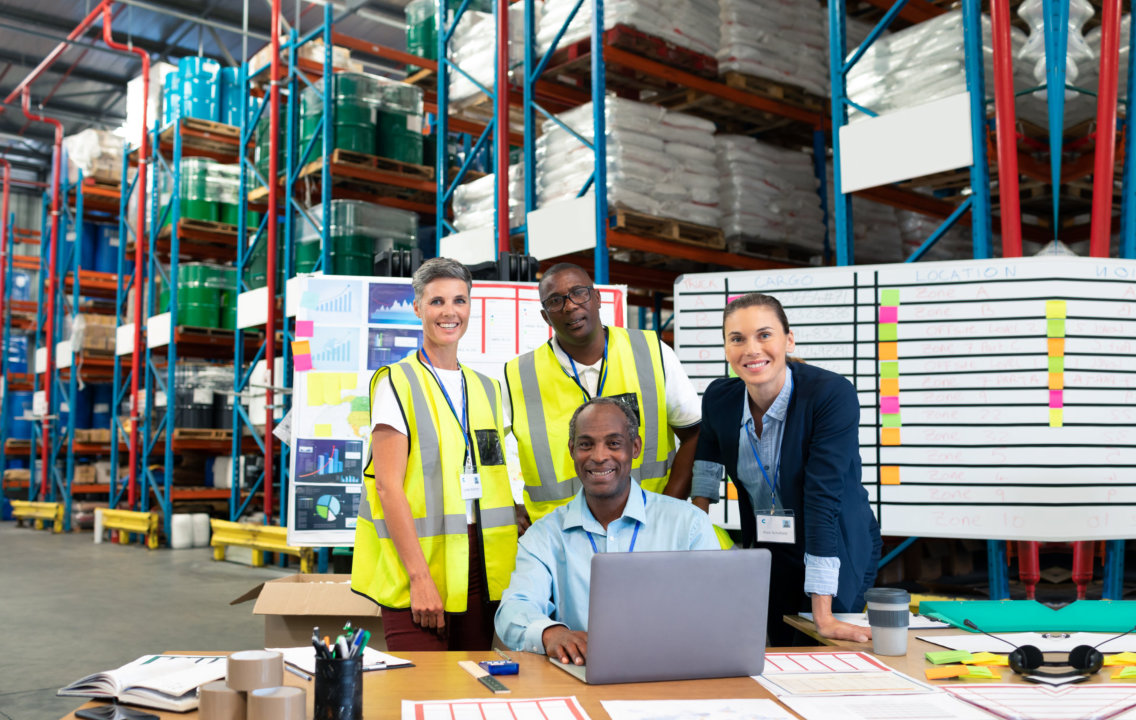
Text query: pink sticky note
1049 390 1063 408
294 354 313 372
880 396 900 414
878 306 898 324
295 320 314 337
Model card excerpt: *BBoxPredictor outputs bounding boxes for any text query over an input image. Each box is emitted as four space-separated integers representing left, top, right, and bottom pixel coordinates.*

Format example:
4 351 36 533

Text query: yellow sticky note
881 428 902 446
324 374 343 406
1050 408 1064 428
964 653 1009 666
1112 666 1136 679
926 665 968 680
1105 652 1136 666
1046 300 1067 319
292 340 311 356
314 424 332 437
880 378 900 396
307 374 325 407
881 466 901 485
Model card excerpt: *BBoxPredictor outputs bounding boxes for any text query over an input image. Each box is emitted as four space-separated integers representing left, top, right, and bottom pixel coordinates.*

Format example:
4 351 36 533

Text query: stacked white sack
826 165 903 263
537 98 720 228
449 5 528 104
719 0 828 97
538 0 719 60
716 135 825 252
453 164 526 233
896 210 973 261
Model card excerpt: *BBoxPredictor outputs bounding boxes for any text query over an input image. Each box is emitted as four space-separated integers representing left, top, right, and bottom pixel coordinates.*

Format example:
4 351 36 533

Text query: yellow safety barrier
210 519 315 573
10 500 63 532
98 508 161 549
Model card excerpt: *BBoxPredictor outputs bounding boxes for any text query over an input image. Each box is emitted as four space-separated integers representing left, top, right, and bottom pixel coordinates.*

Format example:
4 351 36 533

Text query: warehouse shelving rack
26 192 55 507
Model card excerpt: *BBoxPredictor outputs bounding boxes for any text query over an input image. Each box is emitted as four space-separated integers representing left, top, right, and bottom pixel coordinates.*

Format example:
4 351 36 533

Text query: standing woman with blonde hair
352 258 518 651
691 293 881 646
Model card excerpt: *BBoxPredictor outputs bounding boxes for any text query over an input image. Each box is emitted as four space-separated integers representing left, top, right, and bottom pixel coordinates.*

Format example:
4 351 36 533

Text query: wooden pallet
149 118 241 162
291 149 436 214
612 208 724 249
326 148 434 181
152 218 242 262
549 24 718 82
75 429 113 444
725 236 821 263
172 428 232 441
721 72 826 114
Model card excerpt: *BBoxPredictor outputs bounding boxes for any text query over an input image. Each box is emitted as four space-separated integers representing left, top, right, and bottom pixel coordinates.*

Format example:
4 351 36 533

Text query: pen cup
314 656 363 720
864 587 911 656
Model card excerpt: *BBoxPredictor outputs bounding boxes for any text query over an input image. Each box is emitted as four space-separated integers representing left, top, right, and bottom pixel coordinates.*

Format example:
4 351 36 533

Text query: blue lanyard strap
586 488 645 553
419 348 470 460
564 331 609 401
745 422 779 507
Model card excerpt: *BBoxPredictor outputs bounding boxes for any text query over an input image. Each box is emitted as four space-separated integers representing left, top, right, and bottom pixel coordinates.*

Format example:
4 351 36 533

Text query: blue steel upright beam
110 138 134 509
522 0 537 254
0 211 12 490
591 0 609 284
961 0 992 257
1042 0 1069 236
827 0 853 265
1119 1 1136 259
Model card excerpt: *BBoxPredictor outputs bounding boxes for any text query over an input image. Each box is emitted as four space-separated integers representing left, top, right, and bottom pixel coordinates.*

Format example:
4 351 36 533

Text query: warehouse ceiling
0 0 412 183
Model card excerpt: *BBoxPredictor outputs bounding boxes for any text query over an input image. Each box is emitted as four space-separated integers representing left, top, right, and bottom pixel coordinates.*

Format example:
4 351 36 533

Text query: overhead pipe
1090 0 1123 257
102 5 149 509
990 0 1022 257
265 0 281 522
21 88 62 500
2 0 111 105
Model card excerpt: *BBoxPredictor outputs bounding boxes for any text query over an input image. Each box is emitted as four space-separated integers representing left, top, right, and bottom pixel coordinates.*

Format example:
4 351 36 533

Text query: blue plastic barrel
163 70 182 127
91 384 113 429
7 391 33 440
93 225 117 273
179 57 221 122
80 221 98 270
219 66 245 127
72 387 94 429
11 270 30 301
6 335 28 374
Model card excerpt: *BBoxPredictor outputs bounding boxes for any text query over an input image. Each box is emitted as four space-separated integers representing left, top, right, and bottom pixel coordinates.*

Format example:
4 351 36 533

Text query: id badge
460 472 482 500
756 511 795 544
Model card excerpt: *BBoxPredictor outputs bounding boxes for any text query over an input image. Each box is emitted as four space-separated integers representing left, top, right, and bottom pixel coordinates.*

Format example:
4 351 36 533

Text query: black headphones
964 620 1105 682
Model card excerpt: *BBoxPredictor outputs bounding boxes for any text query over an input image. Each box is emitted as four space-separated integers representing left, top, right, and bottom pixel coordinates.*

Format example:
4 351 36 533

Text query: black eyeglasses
542 285 594 313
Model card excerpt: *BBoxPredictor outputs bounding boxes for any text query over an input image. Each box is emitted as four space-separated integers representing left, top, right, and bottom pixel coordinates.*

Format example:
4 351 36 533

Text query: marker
349 629 364 658
285 664 313 682
336 636 351 659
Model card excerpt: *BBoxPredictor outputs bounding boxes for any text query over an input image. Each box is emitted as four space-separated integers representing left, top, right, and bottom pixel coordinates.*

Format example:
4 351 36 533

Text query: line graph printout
674 257 1136 542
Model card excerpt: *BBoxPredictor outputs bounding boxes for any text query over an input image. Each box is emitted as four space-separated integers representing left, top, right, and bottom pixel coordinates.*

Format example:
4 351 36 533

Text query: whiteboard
673 257 1136 542
286 275 627 546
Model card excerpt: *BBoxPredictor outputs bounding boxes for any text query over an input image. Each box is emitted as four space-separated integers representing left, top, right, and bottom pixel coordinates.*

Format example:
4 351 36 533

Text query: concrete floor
0 521 292 720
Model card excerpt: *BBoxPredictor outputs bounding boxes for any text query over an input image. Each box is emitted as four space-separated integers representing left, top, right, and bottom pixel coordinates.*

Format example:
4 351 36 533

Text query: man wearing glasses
505 263 702 529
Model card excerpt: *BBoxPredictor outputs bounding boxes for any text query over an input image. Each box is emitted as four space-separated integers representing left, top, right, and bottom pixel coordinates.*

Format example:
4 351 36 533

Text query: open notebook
58 655 226 712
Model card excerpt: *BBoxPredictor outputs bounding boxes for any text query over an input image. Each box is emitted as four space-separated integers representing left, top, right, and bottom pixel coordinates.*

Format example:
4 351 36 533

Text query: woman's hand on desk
409 574 446 630
812 594 871 643
543 625 588 665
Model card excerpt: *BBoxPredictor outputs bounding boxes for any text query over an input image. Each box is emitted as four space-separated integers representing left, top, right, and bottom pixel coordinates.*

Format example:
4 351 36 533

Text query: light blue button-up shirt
494 479 720 653
691 367 840 596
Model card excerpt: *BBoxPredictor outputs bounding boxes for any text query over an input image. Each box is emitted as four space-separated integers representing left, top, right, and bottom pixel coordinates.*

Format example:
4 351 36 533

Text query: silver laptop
550 548 771 684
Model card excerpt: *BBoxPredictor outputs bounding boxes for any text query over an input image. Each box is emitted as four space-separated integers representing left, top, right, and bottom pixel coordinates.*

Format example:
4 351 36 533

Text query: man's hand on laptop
543 625 588 665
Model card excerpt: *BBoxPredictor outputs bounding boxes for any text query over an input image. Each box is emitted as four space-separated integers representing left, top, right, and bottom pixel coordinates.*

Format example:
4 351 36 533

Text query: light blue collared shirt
691 367 840 596
494 479 720 653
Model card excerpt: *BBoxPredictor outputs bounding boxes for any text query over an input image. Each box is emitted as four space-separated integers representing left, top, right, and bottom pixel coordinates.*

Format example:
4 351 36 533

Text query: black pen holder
314 656 363 720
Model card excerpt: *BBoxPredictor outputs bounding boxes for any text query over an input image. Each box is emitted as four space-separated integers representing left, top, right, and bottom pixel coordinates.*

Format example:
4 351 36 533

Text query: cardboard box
232 574 383 647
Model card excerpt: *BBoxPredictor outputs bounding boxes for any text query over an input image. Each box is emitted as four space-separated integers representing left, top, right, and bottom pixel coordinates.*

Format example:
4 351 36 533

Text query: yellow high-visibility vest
353 355 518 612
505 327 675 522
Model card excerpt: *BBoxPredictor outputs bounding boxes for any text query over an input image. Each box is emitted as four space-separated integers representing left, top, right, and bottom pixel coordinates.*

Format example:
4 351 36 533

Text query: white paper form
756 651 937 697
800 612 950 630
918 633 1136 654
780 693 999 720
401 696 590 720
943 684 1136 720
269 646 411 674
602 699 797 720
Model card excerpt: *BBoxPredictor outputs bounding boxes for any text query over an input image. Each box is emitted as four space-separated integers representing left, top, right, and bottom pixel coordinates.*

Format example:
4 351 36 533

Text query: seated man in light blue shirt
494 396 720 664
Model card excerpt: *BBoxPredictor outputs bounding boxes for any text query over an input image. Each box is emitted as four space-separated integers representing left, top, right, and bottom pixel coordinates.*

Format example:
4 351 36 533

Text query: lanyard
563 331 609 401
745 425 779 508
586 488 645 553
419 348 471 463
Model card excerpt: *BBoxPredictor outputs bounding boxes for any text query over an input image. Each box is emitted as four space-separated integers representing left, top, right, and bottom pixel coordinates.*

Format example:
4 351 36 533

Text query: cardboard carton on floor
232 574 384 648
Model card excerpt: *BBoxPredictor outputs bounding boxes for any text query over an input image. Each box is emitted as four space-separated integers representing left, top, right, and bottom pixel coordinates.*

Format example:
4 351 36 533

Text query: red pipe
1090 0 1123 258
102 6 148 510
990 0 1021 257
495 0 510 255
265 0 280 523
2 0 111 105
1017 540 1040 600
1072 541 1094 600
21 88 62 501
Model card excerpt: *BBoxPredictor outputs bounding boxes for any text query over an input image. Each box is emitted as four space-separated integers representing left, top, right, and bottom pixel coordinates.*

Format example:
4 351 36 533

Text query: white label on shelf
146 313 172 348
193 388 214 404
35 346 47 374
527 196 597 261
407 114 422 133
439 227 495 266
116 323 136 356
56 340 72 369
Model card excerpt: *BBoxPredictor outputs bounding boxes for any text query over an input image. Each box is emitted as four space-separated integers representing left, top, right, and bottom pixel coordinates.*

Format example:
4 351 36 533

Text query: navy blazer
696 362 881 611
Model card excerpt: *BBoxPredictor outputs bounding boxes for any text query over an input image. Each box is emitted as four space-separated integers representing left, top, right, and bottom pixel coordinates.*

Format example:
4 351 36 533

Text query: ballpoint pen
336 636 351 659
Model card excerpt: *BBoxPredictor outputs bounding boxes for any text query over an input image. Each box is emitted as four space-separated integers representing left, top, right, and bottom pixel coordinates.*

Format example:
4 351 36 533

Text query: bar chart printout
672 257 1136 542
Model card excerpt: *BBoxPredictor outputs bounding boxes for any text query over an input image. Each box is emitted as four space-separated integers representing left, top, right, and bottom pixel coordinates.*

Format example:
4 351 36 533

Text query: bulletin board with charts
674 256 1136 542
287 276 627 546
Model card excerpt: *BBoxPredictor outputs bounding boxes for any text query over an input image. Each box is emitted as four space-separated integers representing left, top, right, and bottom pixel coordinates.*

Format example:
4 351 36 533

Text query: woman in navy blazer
692 293 881 645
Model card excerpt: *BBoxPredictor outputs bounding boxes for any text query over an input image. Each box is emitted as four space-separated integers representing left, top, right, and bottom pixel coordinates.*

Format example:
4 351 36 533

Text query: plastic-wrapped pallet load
896 209 973 262
716 135 825 254
538 0 719 59
536 97 720 228
825 164 903 264
719 0 828 96
449 5 527 104
454 164 526 233
295 200 418 276
64 129 124 186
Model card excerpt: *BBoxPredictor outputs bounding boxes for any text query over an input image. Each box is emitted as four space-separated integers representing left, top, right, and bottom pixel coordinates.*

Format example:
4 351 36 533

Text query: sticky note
881 428 901 446
1112 666 1136 679
1050 408 1063 428
880 362 900 379
926 650 974 665
1048 356 1064 373
880 396 900 415
1049 390 1063 408
300 291 320 310
314 424 332 437
962 665 998 679
1048 338 1065 357
294 354 313 372
324 374 343 405
725 483 738 501
1047 318 1066 338
878 324 898 342
291 340 311 356
964 652 1009 666
1046 300 1067 319
1104 652 1136 666
880 289 900 306
878 306 898 324
1048 373 1064 390
881 413 902 428
878 342 898 361
926 665 968 680
880 378 900 396
881 466 901 485
295 320 314 337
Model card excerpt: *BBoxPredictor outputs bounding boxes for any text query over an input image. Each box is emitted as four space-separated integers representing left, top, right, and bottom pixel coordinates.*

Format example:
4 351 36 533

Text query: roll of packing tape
198 680 245 720
226 650 284 691
247 686 305 720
